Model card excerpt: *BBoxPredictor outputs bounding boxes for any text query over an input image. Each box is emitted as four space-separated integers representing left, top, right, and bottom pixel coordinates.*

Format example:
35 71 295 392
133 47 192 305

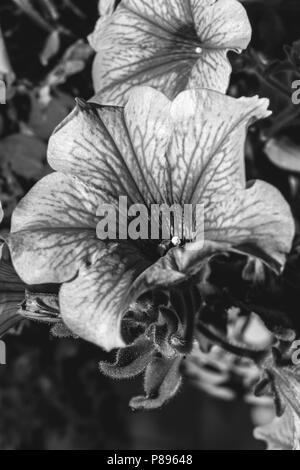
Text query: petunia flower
8 86 294 358
8 87 295 408
90 0 252 104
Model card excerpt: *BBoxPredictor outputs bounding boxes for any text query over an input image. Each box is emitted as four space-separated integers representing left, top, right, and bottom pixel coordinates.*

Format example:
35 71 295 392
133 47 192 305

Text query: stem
11 0 53 33
197 320 268 363
264 106 300 140
247 49 290 98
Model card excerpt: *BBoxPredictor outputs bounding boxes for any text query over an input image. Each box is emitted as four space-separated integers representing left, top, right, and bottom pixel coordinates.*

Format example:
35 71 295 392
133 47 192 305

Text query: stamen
171 236 181 247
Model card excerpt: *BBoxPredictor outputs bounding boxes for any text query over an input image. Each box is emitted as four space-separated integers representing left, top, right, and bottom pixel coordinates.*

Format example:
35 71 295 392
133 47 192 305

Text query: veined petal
59 244 150 351
167 88 294 267
188 49 232 93
205 181 295 269
123 87 172 204
98 0 116 16
9 172 108 285
11 172 103 232
48 101 143 206
169 89 271 204
49 89 173 206
91 0 251 103
8 173 151 350
192 0 252 50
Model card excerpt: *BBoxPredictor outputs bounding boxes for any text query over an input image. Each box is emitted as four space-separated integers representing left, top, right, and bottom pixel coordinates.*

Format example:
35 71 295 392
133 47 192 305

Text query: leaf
40 30 61 66
0 293 24 338
130 355 182 410
210 240 300 338
0 203 24 337
100 335 155 379
0 26 15 86
21 290 60 323
44 40 94 88
265 137 300 173
254 406 300 450
12 0 52 33
0 134 47 179
91 0 252 103
253 352 300 450
51 322 75 338
285 39 300 70
28 90 74 141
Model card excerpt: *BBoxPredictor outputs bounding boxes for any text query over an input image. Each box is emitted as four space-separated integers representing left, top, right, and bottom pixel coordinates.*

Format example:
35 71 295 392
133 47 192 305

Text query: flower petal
91 0 251 103
192 0 252 50
59 244 150 351
169 89 271 203
9 172 108 285
48 100 142 206
205 181 295 269
168 89 294 267
8 173 151 350
49 89 173 206
98 0 116 16
188 49 232 93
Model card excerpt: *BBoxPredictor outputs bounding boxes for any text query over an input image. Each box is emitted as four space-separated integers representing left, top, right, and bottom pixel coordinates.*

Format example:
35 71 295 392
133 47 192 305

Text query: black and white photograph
0 0 300 452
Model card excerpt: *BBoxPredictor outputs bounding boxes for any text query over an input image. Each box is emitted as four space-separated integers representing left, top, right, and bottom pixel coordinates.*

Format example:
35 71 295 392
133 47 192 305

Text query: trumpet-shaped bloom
8 87 294 353
90 0 252 104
